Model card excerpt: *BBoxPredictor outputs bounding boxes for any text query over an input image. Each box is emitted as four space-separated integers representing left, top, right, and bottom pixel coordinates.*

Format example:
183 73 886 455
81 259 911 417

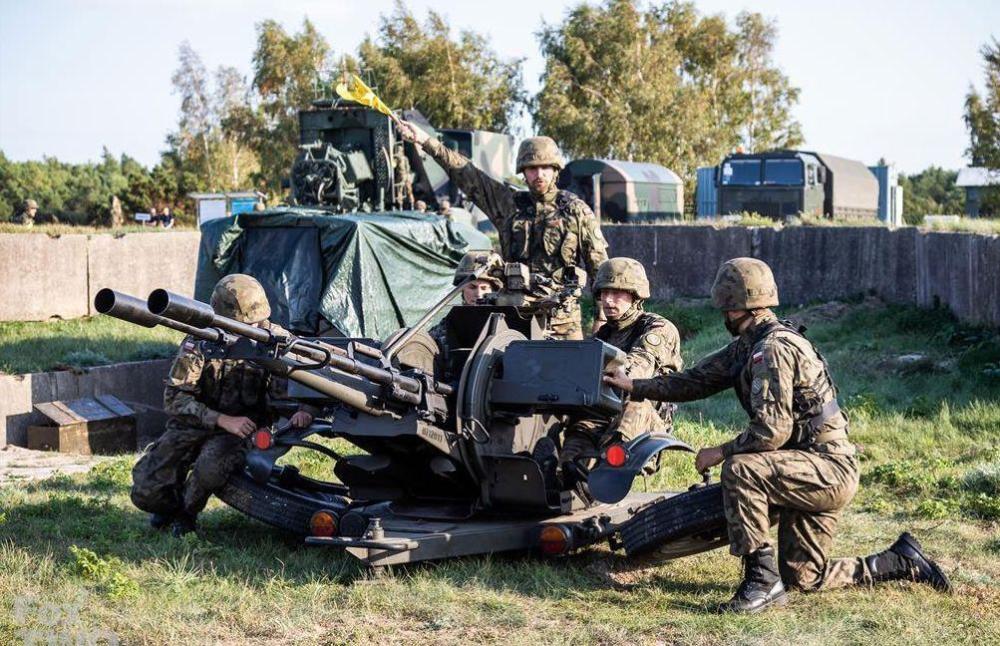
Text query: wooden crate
27 395 137 455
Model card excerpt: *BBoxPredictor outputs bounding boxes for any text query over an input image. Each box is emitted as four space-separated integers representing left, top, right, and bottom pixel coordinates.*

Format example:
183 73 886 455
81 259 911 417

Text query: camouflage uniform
12 199 37 226
131 275 316 526
393 144 414 209
632 310 864 589
419 136 608 339
563 257 682 466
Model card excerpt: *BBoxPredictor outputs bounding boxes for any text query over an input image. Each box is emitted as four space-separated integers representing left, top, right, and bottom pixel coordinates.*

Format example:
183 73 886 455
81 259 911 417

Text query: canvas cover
195 209 492 340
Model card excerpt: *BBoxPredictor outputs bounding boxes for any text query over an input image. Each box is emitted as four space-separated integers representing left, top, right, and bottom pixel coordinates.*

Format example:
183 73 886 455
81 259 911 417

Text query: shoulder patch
752 351 764 365
645 333 662 347
182 339 198 353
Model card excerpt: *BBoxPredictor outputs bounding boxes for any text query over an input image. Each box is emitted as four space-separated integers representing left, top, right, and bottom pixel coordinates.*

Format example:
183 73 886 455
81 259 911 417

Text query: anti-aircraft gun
96 261 727 567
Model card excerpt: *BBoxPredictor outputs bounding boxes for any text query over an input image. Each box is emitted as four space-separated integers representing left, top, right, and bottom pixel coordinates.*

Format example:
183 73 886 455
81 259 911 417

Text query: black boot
864 532 951 592
170 513 198 537
149 513 173 531
719 546 788 614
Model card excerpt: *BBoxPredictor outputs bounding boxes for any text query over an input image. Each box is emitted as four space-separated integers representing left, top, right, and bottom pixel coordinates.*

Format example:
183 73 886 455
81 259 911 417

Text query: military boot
149 513 173 531
170 513 198 538
864 532 951 592
719 546 788 614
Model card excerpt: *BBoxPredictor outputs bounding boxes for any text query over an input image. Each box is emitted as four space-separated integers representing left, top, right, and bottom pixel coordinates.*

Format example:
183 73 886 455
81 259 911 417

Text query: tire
618 483 729 559
217 471 350 535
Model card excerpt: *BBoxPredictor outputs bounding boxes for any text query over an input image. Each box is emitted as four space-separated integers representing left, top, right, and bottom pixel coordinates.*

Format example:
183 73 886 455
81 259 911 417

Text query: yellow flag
335 74 394 118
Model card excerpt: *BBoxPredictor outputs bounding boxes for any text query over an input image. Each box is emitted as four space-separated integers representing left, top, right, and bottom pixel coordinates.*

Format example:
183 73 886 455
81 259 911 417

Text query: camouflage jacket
597 309 682 379
164 321 315 432
422 138 608 281
11 211 34 226
631 312 852 457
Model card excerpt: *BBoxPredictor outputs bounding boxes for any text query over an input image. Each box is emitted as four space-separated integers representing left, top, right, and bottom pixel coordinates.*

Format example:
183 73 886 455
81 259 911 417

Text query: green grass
0 316 182 374
1 301 998 644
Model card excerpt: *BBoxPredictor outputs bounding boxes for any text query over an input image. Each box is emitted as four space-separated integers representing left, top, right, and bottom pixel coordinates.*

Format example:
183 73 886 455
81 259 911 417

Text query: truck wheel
618 483 728 558
217 471 350 535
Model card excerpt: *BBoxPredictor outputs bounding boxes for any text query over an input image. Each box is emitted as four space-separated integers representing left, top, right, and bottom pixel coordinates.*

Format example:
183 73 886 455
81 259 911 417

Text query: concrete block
87 232 201 314
0 233 89 321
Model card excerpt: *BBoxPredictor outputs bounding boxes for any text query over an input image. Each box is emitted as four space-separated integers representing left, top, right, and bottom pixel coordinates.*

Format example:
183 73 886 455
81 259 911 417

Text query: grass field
0 316 182 375
1 300 998 644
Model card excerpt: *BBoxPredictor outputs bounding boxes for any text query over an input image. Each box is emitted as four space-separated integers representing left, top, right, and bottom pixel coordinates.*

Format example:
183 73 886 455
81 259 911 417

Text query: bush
68 546 138 599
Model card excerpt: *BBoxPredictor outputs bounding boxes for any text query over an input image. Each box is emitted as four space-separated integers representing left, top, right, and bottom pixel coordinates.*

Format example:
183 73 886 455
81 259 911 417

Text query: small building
955 167 1000 217
557 159 684 223
867 164 904 226
188 191 264 226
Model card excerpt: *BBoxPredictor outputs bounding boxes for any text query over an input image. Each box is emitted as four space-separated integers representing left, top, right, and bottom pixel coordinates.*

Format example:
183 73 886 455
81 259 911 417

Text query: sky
0 0 997 174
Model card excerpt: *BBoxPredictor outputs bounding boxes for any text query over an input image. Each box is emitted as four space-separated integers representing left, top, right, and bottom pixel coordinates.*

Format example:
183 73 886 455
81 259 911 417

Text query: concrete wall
0 234 90 320
0 232 200 321
604 225 1000 328
0 359 171 449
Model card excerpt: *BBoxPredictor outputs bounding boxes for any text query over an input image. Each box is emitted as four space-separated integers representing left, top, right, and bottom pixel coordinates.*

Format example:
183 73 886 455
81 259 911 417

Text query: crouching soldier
604 258 950 613
131 274 318 536
561 257 682 481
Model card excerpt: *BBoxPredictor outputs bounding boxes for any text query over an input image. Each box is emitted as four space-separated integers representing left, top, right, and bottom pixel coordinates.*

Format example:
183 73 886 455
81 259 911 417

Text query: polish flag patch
752 351 764 364
182 340 197 352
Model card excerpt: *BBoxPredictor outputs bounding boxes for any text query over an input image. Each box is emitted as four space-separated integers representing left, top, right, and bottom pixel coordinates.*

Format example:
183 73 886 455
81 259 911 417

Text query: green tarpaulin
195 208 492 340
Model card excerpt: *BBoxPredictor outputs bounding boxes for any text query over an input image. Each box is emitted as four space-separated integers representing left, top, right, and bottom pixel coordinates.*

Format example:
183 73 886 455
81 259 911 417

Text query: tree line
1 0 996 225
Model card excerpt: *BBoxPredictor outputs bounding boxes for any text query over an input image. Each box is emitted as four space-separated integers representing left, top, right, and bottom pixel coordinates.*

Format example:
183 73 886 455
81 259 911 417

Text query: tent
195 208 492 340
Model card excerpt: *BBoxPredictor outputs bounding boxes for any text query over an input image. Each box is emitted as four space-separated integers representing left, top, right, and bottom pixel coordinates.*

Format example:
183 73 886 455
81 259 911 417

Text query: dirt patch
0 445 109 485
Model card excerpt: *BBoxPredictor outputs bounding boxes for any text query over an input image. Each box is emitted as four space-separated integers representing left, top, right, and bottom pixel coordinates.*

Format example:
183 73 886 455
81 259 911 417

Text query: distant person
12 199 37 226
414 200 428 213
160 207 175 229
148 206 159 227
254 201 266 212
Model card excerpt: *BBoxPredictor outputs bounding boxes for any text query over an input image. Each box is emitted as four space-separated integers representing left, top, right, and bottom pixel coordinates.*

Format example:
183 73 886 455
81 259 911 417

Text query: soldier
428 251 504 377
561 258 682 475
131 274 318 536
604 258 950 612
414 200 428 213
12 199 38 226
392 142 415 209
437 197 452 220
397 122 609 339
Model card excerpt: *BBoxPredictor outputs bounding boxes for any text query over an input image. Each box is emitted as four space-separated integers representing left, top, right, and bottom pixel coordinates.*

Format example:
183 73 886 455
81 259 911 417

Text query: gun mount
96 265 708 567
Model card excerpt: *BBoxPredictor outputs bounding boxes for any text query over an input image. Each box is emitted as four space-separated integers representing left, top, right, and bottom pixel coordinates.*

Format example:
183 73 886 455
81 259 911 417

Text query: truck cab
717 150 825 219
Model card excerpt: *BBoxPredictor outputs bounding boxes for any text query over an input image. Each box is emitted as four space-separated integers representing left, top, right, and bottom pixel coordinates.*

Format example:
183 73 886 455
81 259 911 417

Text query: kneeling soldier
131 274 317 536
604 257 950 612
561 257 682 475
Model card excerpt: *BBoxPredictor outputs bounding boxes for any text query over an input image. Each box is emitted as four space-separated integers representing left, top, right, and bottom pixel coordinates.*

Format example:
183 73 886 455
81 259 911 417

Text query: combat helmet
23 198 38 210
593 257 650 300
453 250 503 288
710 258 779 311
516 137 565 173
210 274 271 324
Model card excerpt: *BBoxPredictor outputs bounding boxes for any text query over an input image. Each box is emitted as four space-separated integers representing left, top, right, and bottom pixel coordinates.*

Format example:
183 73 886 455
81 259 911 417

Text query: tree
964 37 1000 216
241 18 331 195
899 167 965 224
357 1 526 133
533 0 802 211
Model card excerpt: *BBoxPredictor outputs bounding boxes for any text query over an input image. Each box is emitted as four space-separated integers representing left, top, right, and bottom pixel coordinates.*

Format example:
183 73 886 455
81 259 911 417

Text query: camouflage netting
196 209 491 339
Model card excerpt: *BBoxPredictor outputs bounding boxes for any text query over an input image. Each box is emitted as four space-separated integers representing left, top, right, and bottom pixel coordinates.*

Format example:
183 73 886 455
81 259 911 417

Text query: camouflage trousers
131 424 248 519
561 400 667 467
721 448 868 590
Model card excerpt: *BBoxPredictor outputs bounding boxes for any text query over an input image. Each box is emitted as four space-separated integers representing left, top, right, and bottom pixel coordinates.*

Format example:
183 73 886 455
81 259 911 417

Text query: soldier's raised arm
397 120 515 226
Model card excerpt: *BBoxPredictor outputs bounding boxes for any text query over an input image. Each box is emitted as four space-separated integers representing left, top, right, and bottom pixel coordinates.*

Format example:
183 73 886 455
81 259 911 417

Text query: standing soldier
397 122 608 339
131 274 318 536
604 258 950 612
392 142 415 209
561 258 682 479
12 199 38 226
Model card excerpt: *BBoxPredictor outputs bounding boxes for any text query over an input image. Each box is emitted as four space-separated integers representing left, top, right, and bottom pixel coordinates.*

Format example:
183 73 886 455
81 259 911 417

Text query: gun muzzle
95 288 215 339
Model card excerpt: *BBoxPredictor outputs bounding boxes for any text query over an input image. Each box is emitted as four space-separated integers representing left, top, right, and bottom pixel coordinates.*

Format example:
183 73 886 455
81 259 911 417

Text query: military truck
716 150 879 220
557 159 684 223
294 99 513 222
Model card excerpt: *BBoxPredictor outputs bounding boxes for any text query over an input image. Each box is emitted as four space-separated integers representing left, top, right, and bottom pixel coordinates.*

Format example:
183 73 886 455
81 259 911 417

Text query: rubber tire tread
619 483 728 557
217 471 349 536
